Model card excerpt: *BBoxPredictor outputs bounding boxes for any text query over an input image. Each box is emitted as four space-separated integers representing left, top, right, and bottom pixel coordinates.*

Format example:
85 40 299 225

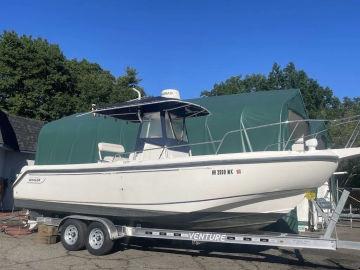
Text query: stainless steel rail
115 115 360 158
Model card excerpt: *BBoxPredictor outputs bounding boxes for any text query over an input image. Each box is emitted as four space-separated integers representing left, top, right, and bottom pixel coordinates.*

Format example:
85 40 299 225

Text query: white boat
13 89 360 232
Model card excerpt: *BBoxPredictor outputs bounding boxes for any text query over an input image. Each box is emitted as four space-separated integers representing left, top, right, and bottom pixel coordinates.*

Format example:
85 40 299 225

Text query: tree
110 67 145 104
327 97 360 147
201 74 269 96
66 59 116 112
267 63 285 89
0 31 144 121
202 62 340 118
67 61 145 112
327 97 360 188
0 31 75 121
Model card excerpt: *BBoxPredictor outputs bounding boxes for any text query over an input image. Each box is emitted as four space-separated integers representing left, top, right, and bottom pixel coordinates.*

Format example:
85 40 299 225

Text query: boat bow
332 147 360 160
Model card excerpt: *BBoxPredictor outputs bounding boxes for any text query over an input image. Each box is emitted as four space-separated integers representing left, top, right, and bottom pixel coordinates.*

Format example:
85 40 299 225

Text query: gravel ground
0 225 360 270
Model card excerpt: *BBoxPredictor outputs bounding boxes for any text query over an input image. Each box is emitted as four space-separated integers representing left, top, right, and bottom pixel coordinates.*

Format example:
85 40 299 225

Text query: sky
0 0 359 99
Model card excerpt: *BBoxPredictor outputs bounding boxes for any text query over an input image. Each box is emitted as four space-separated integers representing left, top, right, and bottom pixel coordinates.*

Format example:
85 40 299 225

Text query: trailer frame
36 190 360 255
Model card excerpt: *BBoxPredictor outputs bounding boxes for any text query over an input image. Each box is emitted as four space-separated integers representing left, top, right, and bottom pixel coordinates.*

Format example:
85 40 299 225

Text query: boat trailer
36 190 360 256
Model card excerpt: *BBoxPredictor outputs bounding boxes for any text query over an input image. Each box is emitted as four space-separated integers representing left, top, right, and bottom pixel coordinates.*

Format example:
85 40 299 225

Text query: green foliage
328 97 360 187
111 67 145 104
327 97 360 148
66 59 115 113
202 62 340 118
0 31 75 120
0 31 143 121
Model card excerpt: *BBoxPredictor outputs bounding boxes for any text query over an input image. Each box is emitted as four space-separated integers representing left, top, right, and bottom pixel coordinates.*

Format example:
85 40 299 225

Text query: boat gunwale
13 152 339 188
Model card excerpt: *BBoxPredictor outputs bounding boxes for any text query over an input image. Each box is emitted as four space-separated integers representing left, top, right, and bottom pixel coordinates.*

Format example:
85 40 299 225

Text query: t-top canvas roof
90 97 209 122
35 89 311 165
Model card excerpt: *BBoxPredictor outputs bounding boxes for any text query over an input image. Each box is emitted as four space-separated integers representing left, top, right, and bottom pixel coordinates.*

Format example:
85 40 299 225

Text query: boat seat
98 142 125 162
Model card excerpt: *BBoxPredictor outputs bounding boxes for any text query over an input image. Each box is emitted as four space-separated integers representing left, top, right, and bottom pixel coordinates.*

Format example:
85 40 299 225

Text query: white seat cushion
98 142 125 154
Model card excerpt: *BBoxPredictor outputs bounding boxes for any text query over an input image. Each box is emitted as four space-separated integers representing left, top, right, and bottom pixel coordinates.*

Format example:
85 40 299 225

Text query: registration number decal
211 169 241 175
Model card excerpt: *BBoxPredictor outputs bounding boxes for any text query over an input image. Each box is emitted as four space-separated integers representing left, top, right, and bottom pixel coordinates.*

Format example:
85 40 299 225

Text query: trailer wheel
60 219 87 251
85 222 114 256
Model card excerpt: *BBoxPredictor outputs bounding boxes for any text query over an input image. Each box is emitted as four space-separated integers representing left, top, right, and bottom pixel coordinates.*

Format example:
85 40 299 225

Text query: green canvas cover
187 89 308 155
35 89 308 165
35 114 139 165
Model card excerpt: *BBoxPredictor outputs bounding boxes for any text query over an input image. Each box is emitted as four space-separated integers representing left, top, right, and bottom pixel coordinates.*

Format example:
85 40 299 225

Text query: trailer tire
60 219 87 251
86 222 114 256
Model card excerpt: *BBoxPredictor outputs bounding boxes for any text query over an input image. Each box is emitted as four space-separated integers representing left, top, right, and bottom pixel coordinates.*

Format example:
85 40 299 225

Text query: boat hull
13 150 339 232
15 191 304 233
18 200 288 233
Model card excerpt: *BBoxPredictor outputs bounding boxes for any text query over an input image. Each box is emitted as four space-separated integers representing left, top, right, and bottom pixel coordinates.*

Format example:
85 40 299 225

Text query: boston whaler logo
27 177 46 184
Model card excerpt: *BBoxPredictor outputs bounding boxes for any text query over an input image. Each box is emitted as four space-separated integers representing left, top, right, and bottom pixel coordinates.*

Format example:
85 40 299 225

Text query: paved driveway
0 226 360 270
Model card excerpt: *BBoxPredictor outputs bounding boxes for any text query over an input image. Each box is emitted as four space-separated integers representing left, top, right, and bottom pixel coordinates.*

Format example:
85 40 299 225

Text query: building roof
0 110 45 153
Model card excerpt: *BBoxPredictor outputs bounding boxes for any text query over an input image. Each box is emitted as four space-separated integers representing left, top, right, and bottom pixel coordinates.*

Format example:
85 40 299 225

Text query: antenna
132 88 142 100
91 104 97 117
